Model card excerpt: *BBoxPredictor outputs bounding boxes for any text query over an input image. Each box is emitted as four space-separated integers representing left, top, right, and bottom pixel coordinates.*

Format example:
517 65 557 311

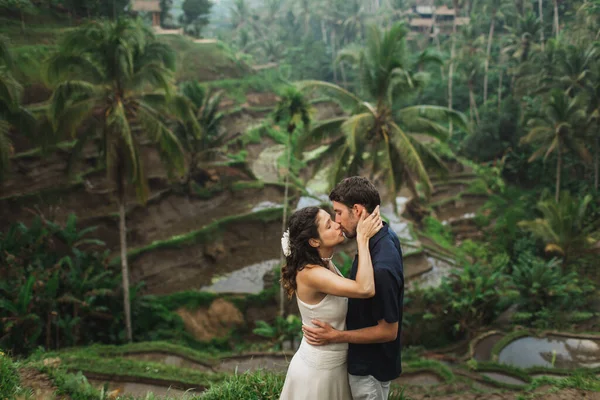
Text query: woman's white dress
279 266 351 400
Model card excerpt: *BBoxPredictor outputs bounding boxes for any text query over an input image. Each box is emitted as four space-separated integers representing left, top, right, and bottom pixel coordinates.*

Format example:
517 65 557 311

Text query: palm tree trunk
20 9 25 33
484 12 496 102
118 177 133 343
555 149 561 202
539 0 545 51
469 84 480 125
448 1 459 135
321 20 328 45
341 62 348 89
279 136 292 317
553 0 559 39
498 68 503 111
331 29 338 84
595 135 599 190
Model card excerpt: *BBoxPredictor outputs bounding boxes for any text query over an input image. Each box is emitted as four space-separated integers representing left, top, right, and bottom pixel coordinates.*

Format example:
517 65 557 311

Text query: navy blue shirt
346 223 404 382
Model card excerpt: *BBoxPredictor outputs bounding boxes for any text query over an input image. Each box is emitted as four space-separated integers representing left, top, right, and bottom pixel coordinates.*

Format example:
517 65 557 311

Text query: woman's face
315 209 344 249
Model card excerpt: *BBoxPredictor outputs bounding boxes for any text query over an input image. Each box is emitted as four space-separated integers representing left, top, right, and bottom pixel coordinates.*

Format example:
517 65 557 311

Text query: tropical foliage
297 23 467 200
518 191 599 267
45 18 190 342
0 216 118 355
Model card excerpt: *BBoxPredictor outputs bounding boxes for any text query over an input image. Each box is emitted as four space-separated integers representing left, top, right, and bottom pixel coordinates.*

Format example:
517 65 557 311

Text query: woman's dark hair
280 206 327 298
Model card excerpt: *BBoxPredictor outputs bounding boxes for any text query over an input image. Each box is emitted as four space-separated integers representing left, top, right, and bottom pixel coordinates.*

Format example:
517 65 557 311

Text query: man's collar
369 222 389 249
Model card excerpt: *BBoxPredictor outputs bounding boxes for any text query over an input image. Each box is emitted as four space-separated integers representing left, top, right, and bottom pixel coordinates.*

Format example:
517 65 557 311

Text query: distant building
132 0 161 27
408 3 470 36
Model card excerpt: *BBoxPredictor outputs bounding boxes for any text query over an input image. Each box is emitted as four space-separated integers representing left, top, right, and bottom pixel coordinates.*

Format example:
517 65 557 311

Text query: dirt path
17 368 69 400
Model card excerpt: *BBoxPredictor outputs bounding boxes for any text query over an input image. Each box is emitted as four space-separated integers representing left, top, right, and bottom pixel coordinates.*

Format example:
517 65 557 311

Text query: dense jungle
0 0 599 398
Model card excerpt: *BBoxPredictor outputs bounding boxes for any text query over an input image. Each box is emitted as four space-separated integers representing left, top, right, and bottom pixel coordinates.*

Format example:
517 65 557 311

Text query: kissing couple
278 176 404 400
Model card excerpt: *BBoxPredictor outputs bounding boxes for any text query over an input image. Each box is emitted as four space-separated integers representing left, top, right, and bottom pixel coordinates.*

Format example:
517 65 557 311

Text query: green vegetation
2 0 600 399
296 24 467 199
252 315 302 350
0 352 21 399
201 371 284 400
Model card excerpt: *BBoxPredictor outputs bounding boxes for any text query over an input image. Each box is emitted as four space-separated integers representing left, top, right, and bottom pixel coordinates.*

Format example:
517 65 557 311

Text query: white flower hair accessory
281 229 291 257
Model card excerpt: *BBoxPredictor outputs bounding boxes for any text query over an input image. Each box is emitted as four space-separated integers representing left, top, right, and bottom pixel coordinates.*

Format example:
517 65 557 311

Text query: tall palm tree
520 90 590 202
46 19 186 342
0 35 35 181
298 23 467 201
273 86 313 317
483 0 503 102
458 25 485 126
552 0 559 39
538 0 544 50
585 79 600 190
519 191 599 268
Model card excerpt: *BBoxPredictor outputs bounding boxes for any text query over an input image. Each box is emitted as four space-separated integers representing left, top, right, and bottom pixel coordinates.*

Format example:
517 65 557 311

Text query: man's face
332 201 360 239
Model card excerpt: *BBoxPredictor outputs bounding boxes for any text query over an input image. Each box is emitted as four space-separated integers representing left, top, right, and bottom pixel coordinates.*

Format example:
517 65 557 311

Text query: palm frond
389 122 433 198
299 117 346 149
341 113 373 154
295 80 363 112
397 105 469 135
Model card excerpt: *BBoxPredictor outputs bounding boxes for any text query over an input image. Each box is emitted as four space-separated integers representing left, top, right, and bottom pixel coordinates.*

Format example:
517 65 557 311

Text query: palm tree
585 79 600 190
538 0 544 50
519 191 599 268
0 35 35 181
458 25 485 126
552 0 559 39
176 80 242 188
298 23 466 201
483 0 503 102
503 13 541 63
230 0 251 31
557 44 597 96
273 86 313 316
46 19 186 342
520 90 590 202
448 0 466 133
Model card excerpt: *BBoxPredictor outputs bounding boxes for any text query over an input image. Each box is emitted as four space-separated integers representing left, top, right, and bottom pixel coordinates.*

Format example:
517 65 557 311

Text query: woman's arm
298 206 381 298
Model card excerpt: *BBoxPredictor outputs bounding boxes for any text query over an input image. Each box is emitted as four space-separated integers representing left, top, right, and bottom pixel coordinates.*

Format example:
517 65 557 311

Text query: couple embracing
279 176 404 400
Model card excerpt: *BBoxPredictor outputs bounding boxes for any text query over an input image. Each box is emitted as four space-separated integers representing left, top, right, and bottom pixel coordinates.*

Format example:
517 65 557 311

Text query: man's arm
302 319 397 345
303 267 402 346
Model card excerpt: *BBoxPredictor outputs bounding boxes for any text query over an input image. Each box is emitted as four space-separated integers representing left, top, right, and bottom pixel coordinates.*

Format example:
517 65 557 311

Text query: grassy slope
0 13 251 88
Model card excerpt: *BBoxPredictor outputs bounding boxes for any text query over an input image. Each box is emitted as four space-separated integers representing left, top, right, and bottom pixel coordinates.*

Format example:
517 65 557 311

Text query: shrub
509 252 596 327
253 315 302 350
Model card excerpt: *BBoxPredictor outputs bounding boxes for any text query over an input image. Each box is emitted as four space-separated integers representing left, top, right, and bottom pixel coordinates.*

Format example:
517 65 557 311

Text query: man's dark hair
329 176 381 213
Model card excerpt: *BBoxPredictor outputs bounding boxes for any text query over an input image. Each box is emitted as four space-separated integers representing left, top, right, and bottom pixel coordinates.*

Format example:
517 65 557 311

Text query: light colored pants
348 374 391 400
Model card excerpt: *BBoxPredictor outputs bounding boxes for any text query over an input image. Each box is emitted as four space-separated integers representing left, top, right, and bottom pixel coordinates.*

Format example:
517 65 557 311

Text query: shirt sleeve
372 268 401 324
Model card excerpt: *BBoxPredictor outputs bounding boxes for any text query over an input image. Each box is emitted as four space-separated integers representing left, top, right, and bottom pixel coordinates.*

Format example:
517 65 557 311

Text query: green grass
516 373 600 399
0 353 22 399
0 14 72 46
33 352 227 389
201 370 285 400
474 361 532 383
161 35 249 83
56 341 221 367
422 216 453 244
404 359 455 382
230 180 266 191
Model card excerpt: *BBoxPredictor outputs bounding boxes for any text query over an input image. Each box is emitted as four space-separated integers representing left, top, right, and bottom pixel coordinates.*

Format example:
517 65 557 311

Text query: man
302 176 404 400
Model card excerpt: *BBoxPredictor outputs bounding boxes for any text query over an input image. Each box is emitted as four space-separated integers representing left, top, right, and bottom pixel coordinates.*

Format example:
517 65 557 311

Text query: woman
279 205 382 400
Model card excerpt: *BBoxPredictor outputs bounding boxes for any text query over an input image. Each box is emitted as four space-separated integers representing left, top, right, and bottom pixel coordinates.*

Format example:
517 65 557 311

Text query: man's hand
302 320 339 346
